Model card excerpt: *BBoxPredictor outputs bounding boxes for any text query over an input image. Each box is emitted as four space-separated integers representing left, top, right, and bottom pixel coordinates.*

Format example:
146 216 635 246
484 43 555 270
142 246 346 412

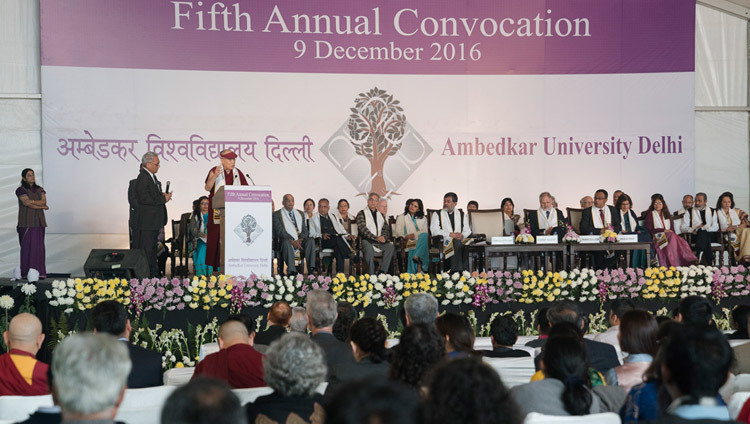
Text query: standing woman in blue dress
16 168 48 279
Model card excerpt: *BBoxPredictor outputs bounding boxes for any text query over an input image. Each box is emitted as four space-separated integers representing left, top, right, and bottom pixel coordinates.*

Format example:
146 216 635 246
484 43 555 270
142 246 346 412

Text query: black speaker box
83 249 150 280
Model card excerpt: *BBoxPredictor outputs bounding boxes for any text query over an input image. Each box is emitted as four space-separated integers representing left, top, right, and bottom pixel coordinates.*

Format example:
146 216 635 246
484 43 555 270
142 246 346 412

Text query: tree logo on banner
233 214 262 246
320 87 432 198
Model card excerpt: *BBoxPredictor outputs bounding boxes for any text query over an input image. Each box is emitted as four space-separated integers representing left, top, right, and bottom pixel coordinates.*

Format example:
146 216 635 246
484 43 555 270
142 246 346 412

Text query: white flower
456 282 464 290
260 274 268 280
268 284 275 291
444 281 454 289
446 293 454 299
278 286 285 295
67 280 75 288
452 300 462 305
374 283 384 291
274 294 282 300
49 300 59 307
284 294 293 301
451 272 460 280
45 291 52 299
21 283 37 296
582 281 590 289
377 301 385 307
441 300 450 305
67 288 76 297
0 295 16 309
395 282 403 290
378 274 387 282
462 271 471 279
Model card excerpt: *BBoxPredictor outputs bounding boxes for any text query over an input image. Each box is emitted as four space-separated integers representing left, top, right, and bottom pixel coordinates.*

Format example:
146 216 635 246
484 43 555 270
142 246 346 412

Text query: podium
214 185 272 277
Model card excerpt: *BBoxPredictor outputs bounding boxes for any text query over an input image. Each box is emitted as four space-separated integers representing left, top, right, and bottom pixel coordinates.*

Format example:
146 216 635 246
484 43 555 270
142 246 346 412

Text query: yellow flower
76 292 84 300
175 362 184 368
403 291 411 297
199 281 207 289
462 285 469 292
210 275 217 283
547 294 555 302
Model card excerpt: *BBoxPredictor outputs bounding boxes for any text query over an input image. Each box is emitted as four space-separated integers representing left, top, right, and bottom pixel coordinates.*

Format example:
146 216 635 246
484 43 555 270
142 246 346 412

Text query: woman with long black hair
16 168 48 279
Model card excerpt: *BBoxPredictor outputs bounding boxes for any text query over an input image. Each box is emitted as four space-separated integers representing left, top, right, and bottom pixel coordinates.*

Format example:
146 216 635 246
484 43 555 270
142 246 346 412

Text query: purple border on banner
226 189 272 203
40 0 694 75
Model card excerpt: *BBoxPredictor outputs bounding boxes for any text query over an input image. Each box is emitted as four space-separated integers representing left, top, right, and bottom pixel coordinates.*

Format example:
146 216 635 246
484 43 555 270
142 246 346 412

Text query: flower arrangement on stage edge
515 226 535 244
600 227 620 243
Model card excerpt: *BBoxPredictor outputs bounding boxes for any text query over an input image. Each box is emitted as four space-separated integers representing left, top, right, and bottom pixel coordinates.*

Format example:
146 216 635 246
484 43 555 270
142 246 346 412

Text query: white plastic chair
199 342 220 361
233 387 275 404
721 373 736 403
730 339 750 348
0 395 53 422
483 356 536 388
115 385 176 424
163 366 196 386
474 336 492 351
729 391 750 419
735 374 750 393
523 412 621 424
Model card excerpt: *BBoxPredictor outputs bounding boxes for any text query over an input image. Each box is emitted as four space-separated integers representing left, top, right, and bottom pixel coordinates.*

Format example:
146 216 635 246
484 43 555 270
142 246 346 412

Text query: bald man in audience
192 316 265 388
0 313 49 396
255 301 291 346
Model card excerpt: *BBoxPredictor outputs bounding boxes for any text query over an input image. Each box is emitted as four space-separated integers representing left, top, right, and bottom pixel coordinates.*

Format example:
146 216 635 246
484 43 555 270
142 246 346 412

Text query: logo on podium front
233 214 263 246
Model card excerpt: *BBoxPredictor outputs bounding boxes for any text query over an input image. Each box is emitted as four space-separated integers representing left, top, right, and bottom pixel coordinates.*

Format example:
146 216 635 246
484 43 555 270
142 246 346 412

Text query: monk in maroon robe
0 313 49 396
192 319 264 389
204 149 249 269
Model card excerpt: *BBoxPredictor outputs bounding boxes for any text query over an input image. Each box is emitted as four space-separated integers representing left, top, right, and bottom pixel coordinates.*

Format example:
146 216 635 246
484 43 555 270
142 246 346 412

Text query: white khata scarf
717 208 741 232
592 206 612 229
651 211 671 230
213 167 240 193
364 208 385 238
537 208 558 230
305 213 321 238
620 210 637 232
439 209 463 259
281 208 304 241
329 211 350 235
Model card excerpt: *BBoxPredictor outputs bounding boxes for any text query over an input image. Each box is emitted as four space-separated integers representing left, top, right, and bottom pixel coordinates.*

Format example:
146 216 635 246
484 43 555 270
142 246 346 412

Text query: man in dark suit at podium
92 300 163 388
580 189 622 269
134 152 171 278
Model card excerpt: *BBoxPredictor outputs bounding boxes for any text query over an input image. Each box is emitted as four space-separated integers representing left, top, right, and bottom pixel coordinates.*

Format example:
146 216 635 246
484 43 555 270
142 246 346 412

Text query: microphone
165 181 171 193
245 173 256 185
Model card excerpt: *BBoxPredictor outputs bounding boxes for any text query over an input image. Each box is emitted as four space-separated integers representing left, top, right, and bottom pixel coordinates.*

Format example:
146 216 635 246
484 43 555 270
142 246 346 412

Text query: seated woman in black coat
326 317 390 396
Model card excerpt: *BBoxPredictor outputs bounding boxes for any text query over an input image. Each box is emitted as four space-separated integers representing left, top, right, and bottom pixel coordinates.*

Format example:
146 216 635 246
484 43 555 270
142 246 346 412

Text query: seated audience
729 304 750 339
528 192 567 241
716 191 750 264
289 307 308 333
355 192 395 274
644 194 698 266
594 298 635 348
246 333 326 424
272 193 316 275
676 295 714 326
531 323 608 387
659 325 733 422
161 377 246 424
681 192 720 265
326 317 389 396
332 301 356 343
390 323 445 390
525 307 551 348
620 320 682 423
306 290 355 380
394 198 429 273
192 316 265 389
324 378 422 424
435 313 477 358
425 357 522 424
482 315 530 358
604 309 658 391
254 301 291 346
16 367 61 424
92 300 162 388
511 335 622 417
430 192 472 272
732 315 750 375
403 292 439 326
0 313 48 396
52 333 131 423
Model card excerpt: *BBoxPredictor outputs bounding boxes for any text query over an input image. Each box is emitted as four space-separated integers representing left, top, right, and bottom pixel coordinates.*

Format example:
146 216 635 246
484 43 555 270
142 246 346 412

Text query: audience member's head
2 313 45 355
619 310 658 356
612 190 623 205
643 319 681 382
682 194 694 210
535 307 551 336
547 301 584 330
390 323 445 388
218 318 252 350
608 299 636 326
224 313 255 335
661 325 733 402
403 292 438 326
264 333 327 397
580 196 594 209
435 313 476 356
325 378 423 424
332 301 357 342
426 358 521 424
289 307 308 333
489 315 519 348
349 317 388 363
305 289 337 331
731 305 750 336
541 335 592 416
91 300 130 338
52 333 131 421
161 377 246 424
677 295 714 326
547 321 583 341
467 200 479 211
267 301 292 327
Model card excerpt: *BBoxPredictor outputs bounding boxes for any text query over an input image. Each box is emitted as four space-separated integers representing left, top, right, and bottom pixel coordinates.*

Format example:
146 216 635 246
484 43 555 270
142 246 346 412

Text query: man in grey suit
272 193 316 275
134 152 171 277
355 192 395 274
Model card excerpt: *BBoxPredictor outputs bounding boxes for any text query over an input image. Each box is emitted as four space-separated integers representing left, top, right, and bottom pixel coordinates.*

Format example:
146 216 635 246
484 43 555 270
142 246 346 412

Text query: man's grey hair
289 307 308 333
305 289 337 328
547 300 584 329
404 292 438 325
368 192 380 200
141 151 157 167
52 333 131 415
264 333 326 397
539 192 553 201
695 192 707 201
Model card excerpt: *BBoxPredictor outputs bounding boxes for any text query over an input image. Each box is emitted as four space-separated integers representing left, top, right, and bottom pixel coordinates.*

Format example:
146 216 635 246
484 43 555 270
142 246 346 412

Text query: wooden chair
523 208 535 225
167 212 191 277
389 215 407 273
425 209 445 274
566 208 583 234
469 209 504 271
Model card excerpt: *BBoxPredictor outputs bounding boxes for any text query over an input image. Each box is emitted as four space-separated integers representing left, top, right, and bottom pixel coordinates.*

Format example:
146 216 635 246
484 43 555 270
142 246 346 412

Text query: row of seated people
267 188 749 276
4 292 749 423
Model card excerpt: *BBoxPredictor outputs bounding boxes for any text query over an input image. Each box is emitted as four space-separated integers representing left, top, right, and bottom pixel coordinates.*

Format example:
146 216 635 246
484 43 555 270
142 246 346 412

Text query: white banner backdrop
41 68 694 234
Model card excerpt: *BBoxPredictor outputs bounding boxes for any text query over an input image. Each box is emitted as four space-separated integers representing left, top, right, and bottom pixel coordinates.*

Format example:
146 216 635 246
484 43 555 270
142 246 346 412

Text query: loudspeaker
83 249 150 280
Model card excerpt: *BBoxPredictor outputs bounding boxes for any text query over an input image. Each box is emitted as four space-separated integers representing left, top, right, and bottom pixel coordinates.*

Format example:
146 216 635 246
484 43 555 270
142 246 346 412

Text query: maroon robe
0 349 49 396
192 343 264 389
205 168 249 268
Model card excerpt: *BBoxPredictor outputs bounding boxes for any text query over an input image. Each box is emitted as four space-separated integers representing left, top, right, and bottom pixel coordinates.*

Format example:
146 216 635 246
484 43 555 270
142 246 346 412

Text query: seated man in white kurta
430 192 472 273
271 193 316 275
